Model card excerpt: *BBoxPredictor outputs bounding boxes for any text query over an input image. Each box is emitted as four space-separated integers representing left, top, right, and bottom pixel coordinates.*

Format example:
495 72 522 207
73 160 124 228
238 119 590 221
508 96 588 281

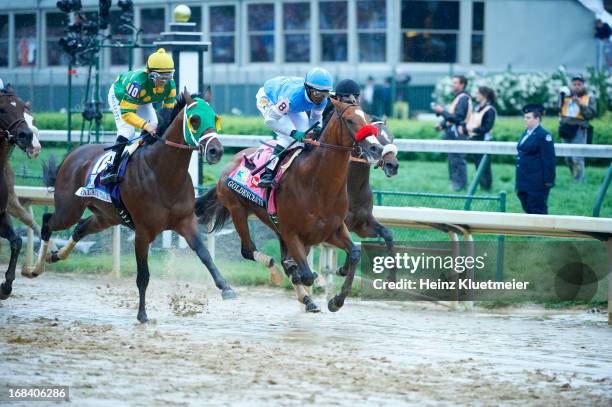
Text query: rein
306 102 362 153
304 138 353 152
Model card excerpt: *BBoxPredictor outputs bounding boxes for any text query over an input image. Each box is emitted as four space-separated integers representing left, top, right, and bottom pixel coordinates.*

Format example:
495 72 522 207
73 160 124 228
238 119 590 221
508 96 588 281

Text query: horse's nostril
209 148 217 156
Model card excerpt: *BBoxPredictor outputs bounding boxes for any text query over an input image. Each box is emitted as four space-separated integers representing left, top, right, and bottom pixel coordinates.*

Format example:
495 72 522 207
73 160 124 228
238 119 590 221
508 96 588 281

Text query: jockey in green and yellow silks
101 48 177 186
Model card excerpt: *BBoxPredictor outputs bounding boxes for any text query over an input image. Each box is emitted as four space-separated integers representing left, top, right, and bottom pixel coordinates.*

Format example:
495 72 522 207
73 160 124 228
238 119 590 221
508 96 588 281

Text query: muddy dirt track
1 272 611 406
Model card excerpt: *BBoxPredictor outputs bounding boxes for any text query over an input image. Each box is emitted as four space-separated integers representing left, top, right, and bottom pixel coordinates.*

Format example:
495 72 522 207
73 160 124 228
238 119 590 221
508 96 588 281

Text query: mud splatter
0 272 611 406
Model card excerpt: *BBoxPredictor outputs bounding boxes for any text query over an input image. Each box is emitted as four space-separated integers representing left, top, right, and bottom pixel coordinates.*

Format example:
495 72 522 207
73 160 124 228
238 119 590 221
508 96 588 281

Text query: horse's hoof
336 266 348 277
0 283 11 300
304 296 320 313
327 296 342 313
45 251 60 264
137 311 149 323
21 267 39 279
222 288 237 300
301 271 318 287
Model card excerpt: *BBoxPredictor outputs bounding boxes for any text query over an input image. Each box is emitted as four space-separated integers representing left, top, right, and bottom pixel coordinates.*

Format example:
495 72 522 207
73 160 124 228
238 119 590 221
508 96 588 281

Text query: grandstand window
471 1 484 64
15 14 37 67
320 1 348 62
248 3 275 62
46 12 68 67
109 10 129 66
357 0 386 62
400 0 459 63
284 2 310 62
0 15 8 67
188 6 202 30
140 8 165 62
210 5 236 63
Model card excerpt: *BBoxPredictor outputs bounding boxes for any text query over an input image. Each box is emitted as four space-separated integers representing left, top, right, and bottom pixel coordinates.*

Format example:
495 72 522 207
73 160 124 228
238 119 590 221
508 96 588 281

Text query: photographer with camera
558 74 597 182
431 75 473 191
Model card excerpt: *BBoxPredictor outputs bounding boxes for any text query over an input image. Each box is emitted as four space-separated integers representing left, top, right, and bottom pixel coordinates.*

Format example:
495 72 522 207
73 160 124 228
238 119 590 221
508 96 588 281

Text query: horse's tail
42 153 61 188
194 186 230 233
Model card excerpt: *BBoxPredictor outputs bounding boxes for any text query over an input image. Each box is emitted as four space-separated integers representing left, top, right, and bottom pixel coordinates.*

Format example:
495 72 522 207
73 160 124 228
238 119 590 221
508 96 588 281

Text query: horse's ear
204 86 212 103
183 87 192 104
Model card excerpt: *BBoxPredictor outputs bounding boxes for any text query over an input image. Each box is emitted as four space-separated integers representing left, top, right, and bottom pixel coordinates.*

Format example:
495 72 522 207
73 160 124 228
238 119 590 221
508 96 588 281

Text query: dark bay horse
346 121 399 267
0 88 37 300
22 89 235 323
5 96 44 242
196 98 384 313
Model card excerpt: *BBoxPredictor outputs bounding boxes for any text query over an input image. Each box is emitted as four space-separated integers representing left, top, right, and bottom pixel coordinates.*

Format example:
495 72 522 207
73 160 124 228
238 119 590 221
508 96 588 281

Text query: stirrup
257 170 276 188
100 166 123 186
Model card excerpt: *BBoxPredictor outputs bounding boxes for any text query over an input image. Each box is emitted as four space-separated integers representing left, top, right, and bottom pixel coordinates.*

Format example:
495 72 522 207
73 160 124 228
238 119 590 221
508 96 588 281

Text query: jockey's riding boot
258 145 285 188
100 136 129 186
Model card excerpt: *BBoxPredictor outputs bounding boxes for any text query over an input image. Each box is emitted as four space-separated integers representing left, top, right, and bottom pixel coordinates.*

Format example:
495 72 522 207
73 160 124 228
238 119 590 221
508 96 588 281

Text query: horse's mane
145 92 201 145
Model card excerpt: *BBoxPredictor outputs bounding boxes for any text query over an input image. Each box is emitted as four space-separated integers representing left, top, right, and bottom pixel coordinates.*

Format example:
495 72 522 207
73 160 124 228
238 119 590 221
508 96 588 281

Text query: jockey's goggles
307 87 330 98
149 71 174 81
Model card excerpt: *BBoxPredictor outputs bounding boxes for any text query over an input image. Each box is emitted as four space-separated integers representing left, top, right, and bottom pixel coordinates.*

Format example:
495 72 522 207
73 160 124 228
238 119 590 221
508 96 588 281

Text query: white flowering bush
434 68 612 115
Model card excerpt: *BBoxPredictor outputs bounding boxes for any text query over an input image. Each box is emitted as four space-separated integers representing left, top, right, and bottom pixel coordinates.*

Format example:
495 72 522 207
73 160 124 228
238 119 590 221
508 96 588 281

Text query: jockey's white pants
108 86 157 140
256 87 309 170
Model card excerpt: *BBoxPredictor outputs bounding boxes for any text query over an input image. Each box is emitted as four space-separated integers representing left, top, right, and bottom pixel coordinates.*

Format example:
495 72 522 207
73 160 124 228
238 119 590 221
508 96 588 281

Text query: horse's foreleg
22 213 53 278
0 213 21 300
280 239 319 312
284 234 317 287
176 216 236 300
134 232 153 323
325 224 360 312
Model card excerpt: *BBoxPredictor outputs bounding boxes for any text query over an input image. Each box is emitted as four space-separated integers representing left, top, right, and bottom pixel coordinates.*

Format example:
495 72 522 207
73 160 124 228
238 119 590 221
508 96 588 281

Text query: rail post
112 225 121 278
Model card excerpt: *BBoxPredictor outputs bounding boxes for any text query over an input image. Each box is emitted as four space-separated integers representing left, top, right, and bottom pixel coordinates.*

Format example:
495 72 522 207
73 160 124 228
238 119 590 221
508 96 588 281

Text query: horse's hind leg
227 203 275 270
46 214 113 264
22 198 86 278
0 213 22 300
176 215 236 300
280 239 319 313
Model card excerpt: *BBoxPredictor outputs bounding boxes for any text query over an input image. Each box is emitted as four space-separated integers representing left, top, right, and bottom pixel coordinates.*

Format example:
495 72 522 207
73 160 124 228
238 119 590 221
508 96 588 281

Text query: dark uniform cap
522 104 545 114
571 74 585 82
335 79 361 96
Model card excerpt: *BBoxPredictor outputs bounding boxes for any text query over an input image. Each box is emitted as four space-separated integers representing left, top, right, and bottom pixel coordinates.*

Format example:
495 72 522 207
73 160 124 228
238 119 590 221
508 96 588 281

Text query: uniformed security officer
516 104 556 215
432 75 473 191
558 74 597 182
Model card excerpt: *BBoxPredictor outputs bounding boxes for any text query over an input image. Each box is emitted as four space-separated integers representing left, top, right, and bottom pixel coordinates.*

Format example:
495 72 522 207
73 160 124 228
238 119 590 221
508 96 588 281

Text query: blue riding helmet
305 67 333 91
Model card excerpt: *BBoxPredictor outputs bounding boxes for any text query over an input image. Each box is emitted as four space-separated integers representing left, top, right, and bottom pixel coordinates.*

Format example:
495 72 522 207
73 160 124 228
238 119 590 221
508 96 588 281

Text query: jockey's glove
290 130 307 141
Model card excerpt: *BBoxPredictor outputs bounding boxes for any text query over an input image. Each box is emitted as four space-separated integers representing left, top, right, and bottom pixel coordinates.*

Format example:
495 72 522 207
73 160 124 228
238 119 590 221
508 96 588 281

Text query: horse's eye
347 119 354 125
0 108 5 114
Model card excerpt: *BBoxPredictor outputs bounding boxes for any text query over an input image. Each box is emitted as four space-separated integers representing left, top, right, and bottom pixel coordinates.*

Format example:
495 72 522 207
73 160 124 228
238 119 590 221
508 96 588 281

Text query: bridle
0 93 27 142
147 107 219 154
304 102 363 153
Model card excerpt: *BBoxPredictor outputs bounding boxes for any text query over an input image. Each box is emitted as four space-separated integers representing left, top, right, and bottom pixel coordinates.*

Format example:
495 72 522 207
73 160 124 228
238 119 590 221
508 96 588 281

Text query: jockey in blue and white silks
255 67 333 187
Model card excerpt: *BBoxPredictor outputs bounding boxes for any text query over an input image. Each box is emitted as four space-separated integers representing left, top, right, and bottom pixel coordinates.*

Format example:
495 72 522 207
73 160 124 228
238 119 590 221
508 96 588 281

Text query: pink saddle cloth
226 141 302 215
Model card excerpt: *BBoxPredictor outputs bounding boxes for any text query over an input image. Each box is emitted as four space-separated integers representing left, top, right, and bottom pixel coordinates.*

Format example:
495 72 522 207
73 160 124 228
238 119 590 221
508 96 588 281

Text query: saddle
75 150 135 229
225 141 302 219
